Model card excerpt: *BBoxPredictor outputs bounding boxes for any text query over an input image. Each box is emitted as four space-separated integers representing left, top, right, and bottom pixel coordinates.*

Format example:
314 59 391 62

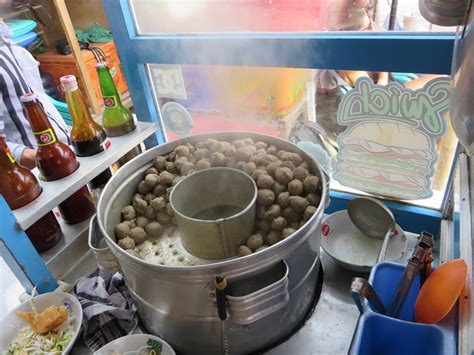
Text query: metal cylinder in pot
171 167 257 259
96 132 327 354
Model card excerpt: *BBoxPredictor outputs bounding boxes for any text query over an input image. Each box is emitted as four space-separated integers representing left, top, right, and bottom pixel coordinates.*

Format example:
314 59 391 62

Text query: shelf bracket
0 196 57 294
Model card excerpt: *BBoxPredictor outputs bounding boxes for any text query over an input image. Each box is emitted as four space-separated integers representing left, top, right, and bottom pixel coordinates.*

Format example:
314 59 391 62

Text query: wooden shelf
13 121 157 230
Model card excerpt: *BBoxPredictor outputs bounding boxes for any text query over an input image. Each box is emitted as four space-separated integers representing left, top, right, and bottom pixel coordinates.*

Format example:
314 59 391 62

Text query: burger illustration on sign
334 77 450 200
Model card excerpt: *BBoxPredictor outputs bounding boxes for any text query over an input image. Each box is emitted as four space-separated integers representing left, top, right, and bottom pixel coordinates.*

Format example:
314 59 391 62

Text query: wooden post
52 0 100 114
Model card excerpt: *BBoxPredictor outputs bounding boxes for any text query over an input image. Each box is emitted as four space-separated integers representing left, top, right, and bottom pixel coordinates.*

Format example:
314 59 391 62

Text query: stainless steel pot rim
170 167 258 224
97 131 327 274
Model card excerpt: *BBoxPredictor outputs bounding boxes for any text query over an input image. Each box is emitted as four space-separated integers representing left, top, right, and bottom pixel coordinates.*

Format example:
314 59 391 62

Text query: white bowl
0 291 83 354
94 333 175 355
320 210 407 272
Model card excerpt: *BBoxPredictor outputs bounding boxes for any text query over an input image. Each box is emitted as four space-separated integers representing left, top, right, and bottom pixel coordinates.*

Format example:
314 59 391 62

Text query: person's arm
377 72 389 86
337 70 370 86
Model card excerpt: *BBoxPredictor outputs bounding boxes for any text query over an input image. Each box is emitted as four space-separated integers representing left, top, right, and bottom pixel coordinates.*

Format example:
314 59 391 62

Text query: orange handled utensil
415 258 467 324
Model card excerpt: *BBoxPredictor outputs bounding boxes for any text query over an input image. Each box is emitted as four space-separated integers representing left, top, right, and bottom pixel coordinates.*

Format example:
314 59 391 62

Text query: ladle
348 197 396 263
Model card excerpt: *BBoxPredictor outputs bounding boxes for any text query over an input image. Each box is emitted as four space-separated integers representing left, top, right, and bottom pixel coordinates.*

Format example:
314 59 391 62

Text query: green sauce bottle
96 61 136 137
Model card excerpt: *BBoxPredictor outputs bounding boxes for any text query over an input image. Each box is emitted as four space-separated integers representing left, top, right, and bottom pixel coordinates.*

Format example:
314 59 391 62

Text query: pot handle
88 214 121 273
225 261 289 325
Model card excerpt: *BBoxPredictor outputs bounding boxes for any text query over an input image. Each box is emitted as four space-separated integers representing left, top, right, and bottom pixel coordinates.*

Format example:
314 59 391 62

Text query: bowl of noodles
94 334 175 355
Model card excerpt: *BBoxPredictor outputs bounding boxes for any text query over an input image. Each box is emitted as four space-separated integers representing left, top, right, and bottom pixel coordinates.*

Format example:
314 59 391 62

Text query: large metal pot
97 132 327 354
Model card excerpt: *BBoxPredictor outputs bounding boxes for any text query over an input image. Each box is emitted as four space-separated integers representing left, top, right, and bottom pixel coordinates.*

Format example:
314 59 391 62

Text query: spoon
415 258 467 324
348 197 396 263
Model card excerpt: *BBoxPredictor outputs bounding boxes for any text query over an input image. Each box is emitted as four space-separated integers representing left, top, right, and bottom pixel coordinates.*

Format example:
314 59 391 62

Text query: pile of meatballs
114 137 322 260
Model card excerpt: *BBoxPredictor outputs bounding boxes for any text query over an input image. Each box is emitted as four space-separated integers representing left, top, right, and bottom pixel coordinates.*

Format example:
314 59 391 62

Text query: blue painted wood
327 191 442 236
0 196 57 293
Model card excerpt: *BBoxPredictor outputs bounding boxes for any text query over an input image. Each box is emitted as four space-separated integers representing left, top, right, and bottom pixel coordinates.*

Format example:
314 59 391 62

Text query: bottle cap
95 61 108 68
60 75 78 91
19 92 39 103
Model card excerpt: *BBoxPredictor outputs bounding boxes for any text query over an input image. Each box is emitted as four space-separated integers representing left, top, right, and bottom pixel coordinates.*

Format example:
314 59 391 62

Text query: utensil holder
349 262 456 355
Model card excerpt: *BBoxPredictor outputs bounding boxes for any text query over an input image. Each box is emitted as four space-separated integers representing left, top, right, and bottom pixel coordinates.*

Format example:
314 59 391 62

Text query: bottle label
103 96 118 108
102 138 111 151
0 145 15 163
33 128 57 146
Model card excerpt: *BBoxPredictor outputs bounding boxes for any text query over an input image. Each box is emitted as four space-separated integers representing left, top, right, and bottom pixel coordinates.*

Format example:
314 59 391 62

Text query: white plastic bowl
94 333 175 355
0 292 83 354
320 210 407 272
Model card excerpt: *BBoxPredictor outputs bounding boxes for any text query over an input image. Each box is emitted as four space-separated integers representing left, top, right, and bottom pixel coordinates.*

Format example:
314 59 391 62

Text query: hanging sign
148 64 187 100
334 77 450 200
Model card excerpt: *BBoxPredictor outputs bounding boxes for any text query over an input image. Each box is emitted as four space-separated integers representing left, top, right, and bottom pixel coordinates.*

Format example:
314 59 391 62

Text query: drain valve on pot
170 167 258 260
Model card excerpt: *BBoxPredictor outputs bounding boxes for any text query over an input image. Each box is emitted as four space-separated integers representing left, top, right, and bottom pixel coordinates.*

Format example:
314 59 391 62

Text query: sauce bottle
96 61 141 165
0 136 62 251
61 75 112 189
20 92 95 224
96 61 136 136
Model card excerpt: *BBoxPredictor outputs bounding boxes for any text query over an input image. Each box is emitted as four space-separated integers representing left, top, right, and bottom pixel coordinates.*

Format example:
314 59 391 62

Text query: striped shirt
0 27 69 162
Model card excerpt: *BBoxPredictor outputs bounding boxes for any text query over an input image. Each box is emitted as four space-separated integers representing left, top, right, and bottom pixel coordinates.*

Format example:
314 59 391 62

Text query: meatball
255 141 268 150
135 216 149 228
275 167 294 184
211 152 227 167
266 162 282 177
194 148 209 161
266 145 278 155
115 222 131 239
172 176 185 187
257 189 275 206
282 206 302 222
257 219 272 232
195 158 211 170
277 192 291 208
288 179 304 196
205 138 219 149
281 161 296 171
159 171 174 186
289 221 300 229
265 230 281 245
118 236 135 250
251 168 268 180
264 204 281 221
257 174 274 189
299 161 310 170
151 197 167 211
235 147 252 162
165 161 179 174
289 196 310 212
209 141 225 153
145 167 159 175
223 145 236 157
156 212 172 224
256 205 267 219
281 228 297 239
133 198 148 214
144 174 160 188
273 182 286 196
137 180 151 194
166 202 174 216
145 205 157 220
130 227 147 244
174 156 188 170
306 192 321 206
181 162 195 175
232 140 245 149
271 216 287 231
303 175 320 193
143 193 155 203
243 138 254 145
154 184 167 197
175 145 190 157
238 245 253 256
246 233 264 251
243 162 257 175
154 156 167 171
121 205 136 221
303 206 317 222
145 222 163 237
293 166 309 181
279 151 303 165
